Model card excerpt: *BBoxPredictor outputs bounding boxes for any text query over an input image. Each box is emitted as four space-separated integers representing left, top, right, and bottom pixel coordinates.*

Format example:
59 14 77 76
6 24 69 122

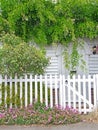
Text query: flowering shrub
0 33 49 76
0 102 81 125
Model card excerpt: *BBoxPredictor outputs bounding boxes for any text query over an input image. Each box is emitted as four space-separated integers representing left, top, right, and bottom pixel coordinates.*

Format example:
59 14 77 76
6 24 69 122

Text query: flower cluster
0 103 81 125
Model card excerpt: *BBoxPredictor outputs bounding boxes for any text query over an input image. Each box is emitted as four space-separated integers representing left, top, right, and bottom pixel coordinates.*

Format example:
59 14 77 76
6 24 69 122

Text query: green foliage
63 40 86 74
76 21 98 39
0 33 23 46
71 0 98 39
6 0 75 44
0 17 9 36
7 0 56 44
0 0 98 72
1 0 98 43
0 33 49 76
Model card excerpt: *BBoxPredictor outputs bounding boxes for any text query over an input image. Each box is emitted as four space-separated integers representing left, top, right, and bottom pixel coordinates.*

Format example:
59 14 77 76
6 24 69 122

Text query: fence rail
0 74 98 114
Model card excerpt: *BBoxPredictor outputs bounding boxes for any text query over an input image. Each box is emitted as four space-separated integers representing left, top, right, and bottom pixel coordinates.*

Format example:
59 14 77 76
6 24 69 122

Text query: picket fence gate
0 74 98 114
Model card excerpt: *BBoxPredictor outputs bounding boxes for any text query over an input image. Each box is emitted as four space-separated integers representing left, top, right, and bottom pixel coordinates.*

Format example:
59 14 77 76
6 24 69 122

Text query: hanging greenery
1 0 98 43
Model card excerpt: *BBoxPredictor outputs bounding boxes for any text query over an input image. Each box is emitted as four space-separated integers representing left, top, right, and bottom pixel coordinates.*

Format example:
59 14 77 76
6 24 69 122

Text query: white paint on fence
15 75 18 108
78 75 81 113
0 74 98 114
4 75 7 108
73 75 76 109
45 75 48 106
10 76 12 108
96 74 98 107
67 75 71 107
50 75 53 108
54 75 57 105
59 75 63 107
93 75 97 109
30 74 33 105
62 75 65 108
40 75 43 103
25 74 28 107
83 75 86 114
20 76 22 108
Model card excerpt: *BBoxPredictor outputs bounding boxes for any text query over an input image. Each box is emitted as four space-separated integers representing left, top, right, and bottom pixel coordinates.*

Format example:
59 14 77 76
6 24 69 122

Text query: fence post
0 75 2 104
95 74 98 110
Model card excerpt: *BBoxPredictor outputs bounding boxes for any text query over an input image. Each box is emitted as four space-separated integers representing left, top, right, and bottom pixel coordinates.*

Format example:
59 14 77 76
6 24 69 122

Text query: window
92 45 98 54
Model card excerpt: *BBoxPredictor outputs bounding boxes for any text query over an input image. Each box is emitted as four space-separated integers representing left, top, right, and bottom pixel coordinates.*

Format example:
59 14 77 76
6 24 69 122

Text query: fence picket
15 75 18 108
20 77 22 108
45 75 48 106
73 75 76 109
9 76 12 108
40 75 43 103
35 75 38 102
59 75 63 107
25 74 28 107
50 75 53 108
93 75 97 109
96 74 98 109
67 75 71 107
88 75 92 112
78 75 82 113
30 74 33 105
83 75 87 114
54 74 58 106
4 75 7 108
62 75 65 108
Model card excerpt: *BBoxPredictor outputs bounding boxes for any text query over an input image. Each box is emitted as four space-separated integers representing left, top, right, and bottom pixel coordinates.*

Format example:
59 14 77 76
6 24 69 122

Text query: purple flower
55 105 62 110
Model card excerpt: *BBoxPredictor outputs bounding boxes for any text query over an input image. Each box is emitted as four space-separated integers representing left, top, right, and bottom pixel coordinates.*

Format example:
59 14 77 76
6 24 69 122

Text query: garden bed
0 102 81 125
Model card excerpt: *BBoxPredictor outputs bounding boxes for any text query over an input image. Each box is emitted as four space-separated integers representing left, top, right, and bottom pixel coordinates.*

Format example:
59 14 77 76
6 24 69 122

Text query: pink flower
12 115 17 119
0 113 5 118
9 108 13 113
48 115 52 123
45 106 49 110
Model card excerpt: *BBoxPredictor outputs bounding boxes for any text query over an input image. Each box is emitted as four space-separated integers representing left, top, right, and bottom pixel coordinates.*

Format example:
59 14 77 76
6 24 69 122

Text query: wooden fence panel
0 74 97 114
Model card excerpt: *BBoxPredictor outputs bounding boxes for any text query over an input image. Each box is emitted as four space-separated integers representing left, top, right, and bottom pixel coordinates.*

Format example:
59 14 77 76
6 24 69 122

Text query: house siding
45 39 98 75
45 45 63 75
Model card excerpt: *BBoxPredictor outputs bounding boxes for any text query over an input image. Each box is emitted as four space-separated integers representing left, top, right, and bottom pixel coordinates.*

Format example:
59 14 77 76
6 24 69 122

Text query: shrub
0 33 49 76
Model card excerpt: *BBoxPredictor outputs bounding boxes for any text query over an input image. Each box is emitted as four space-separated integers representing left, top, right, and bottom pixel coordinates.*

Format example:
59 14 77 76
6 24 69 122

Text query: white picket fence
0 74 98 114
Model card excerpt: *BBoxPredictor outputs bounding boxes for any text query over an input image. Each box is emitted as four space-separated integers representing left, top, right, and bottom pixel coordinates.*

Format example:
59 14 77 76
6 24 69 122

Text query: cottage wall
45 39 98 75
